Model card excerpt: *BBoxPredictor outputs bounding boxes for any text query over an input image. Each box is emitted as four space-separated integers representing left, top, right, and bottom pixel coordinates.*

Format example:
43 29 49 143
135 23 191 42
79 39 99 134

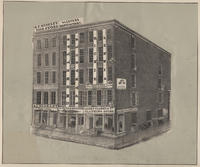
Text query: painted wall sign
117 78 126 90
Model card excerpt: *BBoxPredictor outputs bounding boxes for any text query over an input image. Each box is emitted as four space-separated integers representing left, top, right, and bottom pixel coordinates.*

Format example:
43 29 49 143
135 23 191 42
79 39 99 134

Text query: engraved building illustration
31 19 171 149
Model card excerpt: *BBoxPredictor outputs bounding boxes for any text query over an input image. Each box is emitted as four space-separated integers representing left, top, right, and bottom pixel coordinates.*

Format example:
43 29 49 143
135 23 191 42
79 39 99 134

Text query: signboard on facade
86 83 113 89
34 18 84 32
117 78 126 90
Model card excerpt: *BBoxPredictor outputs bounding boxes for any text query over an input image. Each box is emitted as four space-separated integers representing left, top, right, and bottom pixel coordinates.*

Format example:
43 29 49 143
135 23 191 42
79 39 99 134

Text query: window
107 90 112 105
131 36 135 48
89 48 93 62
132 74 136 88
45 38 48 48
158 78 162 89
63 35 67 46
107 45 112 60
88 91 92 105
71 34 75 45
78 116 84 125
36 91 41 104
80 49 84 63
45 72 49 84
158 109 163 117
89 31 93 43
146 111 152 121
79 91 83 106
62 91 66 105
108 67 112 81
71 70 75 85
131 54 136 69
132 92 138 106
98 30 103 41
71 50 75 64
52 38 56 47
45 54 49 66
37 72 41 84
98 68 103 84
37 40 41 49
37 54 41 66
98 47 103 61
63 71 66 85
158 64 163 75
79 69 84 84
63 51 66 65
70 90 75 106
79 32 85 43
131 113 137 124
158 92 164 103
97 90 102 105
89 68 93 84
51 92 56 104
52 71 56 83
107 29 111 40
43 92 48 104
52 52 56 66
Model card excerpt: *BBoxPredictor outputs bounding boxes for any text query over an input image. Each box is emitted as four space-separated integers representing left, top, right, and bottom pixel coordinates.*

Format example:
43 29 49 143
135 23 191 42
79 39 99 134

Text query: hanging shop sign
117 78 126 90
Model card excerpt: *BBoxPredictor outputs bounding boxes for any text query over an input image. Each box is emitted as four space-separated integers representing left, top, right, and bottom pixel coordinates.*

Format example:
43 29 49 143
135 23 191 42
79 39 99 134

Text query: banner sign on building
34 18 84 32
117 78 126 90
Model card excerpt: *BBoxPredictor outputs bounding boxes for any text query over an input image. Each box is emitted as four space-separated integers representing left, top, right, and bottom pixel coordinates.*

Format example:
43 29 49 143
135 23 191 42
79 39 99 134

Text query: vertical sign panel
103 29 107 84
75 33 79 107
93 30 97 85
66 34 71 107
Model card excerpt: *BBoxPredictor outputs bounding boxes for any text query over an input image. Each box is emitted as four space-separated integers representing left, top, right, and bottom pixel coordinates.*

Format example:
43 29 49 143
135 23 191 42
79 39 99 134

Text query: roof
33 19 171 55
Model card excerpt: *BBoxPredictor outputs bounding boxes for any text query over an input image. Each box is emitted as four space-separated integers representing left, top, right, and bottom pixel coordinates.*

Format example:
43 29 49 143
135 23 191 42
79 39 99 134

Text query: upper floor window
51 92 56 104
107 45 112 60
79 32 85 43
80 49 84 63
70 90 75 106
63 35 67 46
37 54 41 66
45 54 49 66
89 48 93 63
71 50 75 64
89 31 93 43
97 90 102 105
79 91 83 106
62 91 66 105
63 51 66 65
43 92 48 104
88 91 92 105
107 90 112 105
89 68 93 84
98 68 103 84
158 64 163 75
158 78 162 89
98 47 103 61
107 29 111 40
52 71 56 83
71 34 75 45
36 40 41 49
36 91 41 104
131 54 136 69
63 71 66 85
131 36 135 48
52 38 56 47
132 92 138 106
132 74 136 88
158 92 164 104
71 70 75 85
36 72 41 84
45 71 49 84
45 38 48 48
108 67 112 81
98 30 103 41
79 69 84 84
131 113 137 124
52 52 56 66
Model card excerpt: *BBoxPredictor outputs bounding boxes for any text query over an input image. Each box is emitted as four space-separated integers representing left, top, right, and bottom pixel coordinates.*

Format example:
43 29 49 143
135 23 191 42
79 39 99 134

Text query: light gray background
3 2 197 164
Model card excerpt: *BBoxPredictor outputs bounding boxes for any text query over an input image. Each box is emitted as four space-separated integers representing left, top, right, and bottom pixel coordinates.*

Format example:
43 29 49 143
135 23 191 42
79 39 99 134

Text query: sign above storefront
34 18 84 32
117 78 126 90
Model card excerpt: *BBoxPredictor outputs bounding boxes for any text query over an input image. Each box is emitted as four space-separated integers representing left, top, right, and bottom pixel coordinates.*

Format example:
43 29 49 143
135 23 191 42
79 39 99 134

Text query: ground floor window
95 115 102 127
146 111 152 121
34 110 41 124
118 114 124 132
105 115 113 130
78 115 84 125
59 113 66 128
131 113 137 124
69 115 76 128
158 109 163 117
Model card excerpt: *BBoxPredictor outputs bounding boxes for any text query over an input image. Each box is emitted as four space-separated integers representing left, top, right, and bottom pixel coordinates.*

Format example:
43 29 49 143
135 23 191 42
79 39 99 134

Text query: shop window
78 116 84 125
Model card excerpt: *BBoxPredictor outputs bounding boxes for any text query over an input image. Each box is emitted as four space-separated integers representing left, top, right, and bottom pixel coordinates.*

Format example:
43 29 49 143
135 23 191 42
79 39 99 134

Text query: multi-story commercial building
32 19 171 148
